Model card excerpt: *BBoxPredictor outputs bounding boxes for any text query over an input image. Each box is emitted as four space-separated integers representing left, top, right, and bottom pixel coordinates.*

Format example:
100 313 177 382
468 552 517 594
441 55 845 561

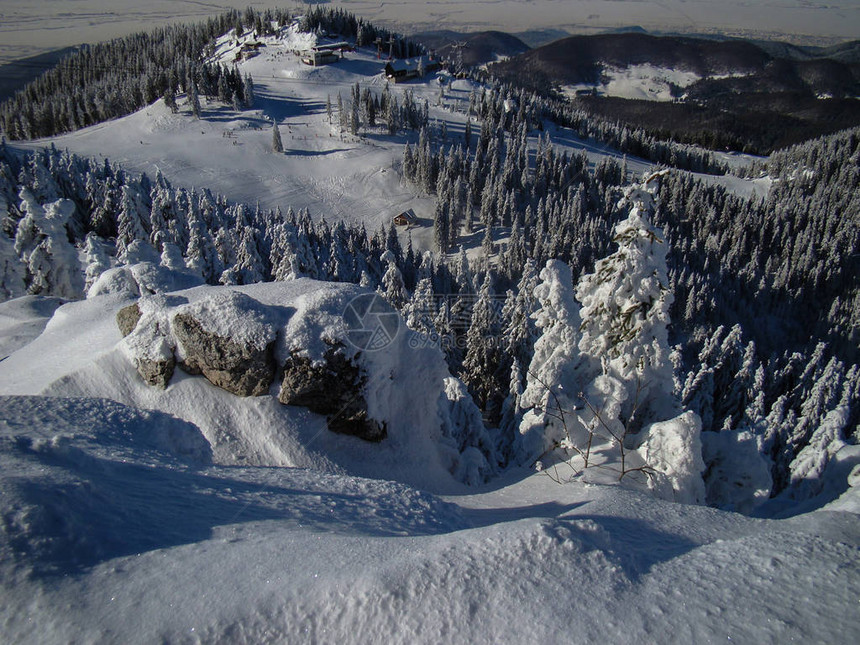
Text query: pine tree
379 249 408 311
576 170 676 429
188 78 201 118
243 74 255 108
515 259 589 466
116 181 152 264
272 121 284 153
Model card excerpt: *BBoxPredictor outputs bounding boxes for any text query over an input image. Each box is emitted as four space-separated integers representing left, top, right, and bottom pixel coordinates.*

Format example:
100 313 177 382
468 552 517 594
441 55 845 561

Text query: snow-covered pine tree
460 273 504 414
15 190 84 299
243 74 255 108
116 181 152 264
272 121 284 153
83 233 110 292
379 249 408 311
515 260 590 466
0 233 25 300
576 170 676 430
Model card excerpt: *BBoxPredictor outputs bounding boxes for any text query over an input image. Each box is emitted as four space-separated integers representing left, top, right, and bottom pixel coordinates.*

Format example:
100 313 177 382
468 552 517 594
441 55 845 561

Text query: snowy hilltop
0 6 859 643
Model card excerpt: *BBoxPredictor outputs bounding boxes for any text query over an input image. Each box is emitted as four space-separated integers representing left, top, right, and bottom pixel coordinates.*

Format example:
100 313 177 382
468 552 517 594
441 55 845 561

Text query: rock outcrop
116 303 142 337
279 342 386 442
136 352 176 389
172 312 276 397
120 303 175 389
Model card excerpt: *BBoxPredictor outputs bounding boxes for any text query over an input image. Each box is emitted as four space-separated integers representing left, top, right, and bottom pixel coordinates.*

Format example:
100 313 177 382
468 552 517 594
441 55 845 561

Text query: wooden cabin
393 209 417 226
383 56 441 83
301 49 339 66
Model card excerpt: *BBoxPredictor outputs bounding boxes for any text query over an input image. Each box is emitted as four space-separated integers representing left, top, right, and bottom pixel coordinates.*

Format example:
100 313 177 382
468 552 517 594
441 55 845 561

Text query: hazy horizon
0 0 858 64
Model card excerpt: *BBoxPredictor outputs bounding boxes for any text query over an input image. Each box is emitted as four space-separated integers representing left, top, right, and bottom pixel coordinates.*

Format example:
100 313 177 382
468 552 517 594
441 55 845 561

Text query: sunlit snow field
1 6 858 643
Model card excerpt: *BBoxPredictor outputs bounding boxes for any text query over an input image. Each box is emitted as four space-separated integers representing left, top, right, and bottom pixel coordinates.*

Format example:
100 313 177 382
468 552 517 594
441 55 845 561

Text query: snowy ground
1 394 858 643
1 272 859 643
564 64 703 103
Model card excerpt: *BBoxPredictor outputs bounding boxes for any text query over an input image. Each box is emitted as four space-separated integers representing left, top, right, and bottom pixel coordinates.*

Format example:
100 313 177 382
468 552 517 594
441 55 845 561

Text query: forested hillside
0 6 423 141
0 6 856 515
1 119 857 510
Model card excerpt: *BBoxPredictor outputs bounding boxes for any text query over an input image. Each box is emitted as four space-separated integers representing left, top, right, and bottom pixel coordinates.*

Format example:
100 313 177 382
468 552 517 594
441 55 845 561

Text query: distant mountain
492 32 860 94
490 32 860 153
413 30 529 67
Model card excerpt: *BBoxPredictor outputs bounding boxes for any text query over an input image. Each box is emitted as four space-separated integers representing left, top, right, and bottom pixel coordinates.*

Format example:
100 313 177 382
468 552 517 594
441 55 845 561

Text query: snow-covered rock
0 277 493 489
88 262 203 299
280 341 385 441
172 291 279 397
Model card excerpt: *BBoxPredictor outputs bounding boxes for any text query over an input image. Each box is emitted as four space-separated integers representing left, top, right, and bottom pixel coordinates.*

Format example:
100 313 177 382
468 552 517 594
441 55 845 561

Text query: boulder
172 312 276 397
122 310 176 390
279 343 386 442
116 303 142 337
136 355 176 389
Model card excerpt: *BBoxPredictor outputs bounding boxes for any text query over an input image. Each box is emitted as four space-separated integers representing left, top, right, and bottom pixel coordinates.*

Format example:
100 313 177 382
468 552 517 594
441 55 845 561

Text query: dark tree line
300 6 424 59
463 74 731 175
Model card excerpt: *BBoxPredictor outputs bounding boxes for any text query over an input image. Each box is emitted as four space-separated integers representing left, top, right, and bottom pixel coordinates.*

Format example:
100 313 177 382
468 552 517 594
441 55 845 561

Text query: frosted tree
83 233 111 293
116 182 152 264
272 121 284 153
576 170 676 430
515 260 590 465
149 170 176 251
0 232 25 301
243 74 255 108
403 276 436 334
188 78 201 118
379 249 408 311
460 273 503 412
788 365 859 501
185 217 222 284
15 191 84 299
502 258 540 370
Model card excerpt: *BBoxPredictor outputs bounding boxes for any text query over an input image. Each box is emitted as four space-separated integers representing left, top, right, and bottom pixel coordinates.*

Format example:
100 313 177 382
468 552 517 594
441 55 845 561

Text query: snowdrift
0 275 492 491
0 276 858 643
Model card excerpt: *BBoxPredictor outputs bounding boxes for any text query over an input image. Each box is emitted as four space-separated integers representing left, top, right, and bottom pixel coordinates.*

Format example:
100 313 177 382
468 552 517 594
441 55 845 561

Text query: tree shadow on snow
7 445 467 579
553 514 700 581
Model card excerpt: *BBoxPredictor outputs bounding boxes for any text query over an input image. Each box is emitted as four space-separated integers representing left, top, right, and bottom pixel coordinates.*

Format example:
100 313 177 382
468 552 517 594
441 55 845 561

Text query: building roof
385 56 439 74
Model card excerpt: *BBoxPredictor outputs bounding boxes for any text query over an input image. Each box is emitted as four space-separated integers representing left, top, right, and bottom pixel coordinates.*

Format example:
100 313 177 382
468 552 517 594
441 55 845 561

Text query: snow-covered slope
9 24 770 251
1 391 858 643
0 276 493 491
0 274 858 642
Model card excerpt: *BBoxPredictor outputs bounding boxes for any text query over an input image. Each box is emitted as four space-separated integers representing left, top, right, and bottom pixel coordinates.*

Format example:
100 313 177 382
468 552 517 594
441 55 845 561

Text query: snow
702 429 773 514
0 294 64 359
638 411 707 505
1 392 858 643
0 277 492 492
10 28 669 254
565 64 701 103
173 290 279 352
1 14 858 643
0 273 857 642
